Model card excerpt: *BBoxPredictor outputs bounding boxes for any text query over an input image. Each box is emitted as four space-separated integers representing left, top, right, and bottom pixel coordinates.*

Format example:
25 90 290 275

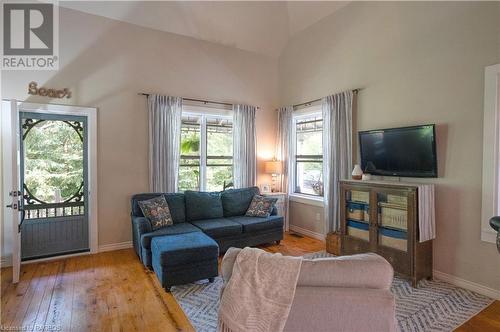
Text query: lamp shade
264 160 282 174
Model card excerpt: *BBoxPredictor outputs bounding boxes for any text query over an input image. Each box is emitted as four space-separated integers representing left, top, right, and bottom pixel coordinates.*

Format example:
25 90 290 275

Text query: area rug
171 251 493 332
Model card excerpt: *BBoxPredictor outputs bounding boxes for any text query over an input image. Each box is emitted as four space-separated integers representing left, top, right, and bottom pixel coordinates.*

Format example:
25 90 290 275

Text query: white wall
1 7 279 259
289 200 324 238
279 1 500 291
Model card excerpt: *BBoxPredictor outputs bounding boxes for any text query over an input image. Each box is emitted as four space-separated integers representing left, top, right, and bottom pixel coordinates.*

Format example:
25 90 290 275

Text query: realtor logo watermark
1 1 59 70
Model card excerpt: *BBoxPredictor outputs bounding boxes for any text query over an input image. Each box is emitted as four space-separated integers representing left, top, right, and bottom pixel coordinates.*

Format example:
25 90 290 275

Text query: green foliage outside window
206 126 232 191
179 128 200 191
24 120 83 203
178 118 233 192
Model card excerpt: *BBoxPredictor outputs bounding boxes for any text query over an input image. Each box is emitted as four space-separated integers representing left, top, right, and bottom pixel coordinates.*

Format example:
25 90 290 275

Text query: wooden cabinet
340 180 433 287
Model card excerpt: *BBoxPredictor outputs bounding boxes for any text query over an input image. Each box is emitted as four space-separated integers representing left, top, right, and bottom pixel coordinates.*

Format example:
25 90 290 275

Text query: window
293 112 323 196
206 117 233 191
179 115 201 191
178 113 233 192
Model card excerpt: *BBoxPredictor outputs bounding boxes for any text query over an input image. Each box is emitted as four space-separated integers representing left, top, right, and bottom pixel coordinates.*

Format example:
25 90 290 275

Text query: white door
3 100 22 283
2 101 98 283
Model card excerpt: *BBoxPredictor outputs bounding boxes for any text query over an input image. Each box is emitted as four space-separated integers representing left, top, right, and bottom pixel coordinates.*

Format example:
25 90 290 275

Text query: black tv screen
359 124 437 178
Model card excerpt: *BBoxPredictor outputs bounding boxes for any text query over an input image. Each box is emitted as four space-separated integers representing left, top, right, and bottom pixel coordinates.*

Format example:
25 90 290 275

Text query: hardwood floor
455 300 500 332
0 233 323 331
1 233 498 332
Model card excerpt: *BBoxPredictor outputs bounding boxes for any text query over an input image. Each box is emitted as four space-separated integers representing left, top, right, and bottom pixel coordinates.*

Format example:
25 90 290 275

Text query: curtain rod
138 93 259 110
292 88 360 109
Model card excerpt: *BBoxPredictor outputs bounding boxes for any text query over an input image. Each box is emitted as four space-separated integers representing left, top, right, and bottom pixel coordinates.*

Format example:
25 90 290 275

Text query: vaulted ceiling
59 1 349 58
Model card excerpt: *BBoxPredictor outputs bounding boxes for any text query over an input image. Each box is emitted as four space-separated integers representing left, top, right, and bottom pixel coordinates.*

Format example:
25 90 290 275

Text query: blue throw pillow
221 186 260 217
138 196 174 230
185 191 224 221
245 195 278 218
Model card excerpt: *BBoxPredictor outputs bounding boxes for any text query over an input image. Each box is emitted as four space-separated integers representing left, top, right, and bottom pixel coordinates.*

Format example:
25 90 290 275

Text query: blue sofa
131 186 284 268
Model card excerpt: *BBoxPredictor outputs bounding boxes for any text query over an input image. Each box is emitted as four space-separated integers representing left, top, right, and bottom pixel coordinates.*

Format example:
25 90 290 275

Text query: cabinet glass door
376 191 409 252
345 189 371 243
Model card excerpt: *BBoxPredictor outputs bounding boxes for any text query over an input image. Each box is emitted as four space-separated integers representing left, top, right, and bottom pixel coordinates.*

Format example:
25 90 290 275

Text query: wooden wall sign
28 82 72 99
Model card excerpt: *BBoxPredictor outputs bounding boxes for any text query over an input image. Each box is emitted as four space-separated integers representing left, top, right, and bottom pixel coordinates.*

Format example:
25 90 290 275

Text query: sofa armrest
297 253 393 290
131 216 152 259
221 247 242 283
270 206 278 216
284 287 396 332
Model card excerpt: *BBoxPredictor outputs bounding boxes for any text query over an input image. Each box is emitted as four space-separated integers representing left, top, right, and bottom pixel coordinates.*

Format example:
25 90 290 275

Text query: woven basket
326 232 341 255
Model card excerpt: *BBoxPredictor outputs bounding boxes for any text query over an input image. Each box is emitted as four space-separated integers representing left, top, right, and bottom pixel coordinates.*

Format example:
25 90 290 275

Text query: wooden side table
262 192 288 231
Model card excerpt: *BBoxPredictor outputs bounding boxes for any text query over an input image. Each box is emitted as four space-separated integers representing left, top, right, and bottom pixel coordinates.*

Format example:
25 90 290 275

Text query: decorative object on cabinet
261 184 271 193
339 180 434 287
351 164 363 180
262 192 288 231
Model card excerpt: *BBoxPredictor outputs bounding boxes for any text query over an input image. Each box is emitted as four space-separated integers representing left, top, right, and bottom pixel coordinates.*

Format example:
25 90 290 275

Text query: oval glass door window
23 119 84 204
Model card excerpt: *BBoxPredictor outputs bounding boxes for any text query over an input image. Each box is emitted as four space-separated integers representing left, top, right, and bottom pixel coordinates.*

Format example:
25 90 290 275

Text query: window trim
291 109 323 197
180 109 233 192
481 64 500 244
288 193 324 207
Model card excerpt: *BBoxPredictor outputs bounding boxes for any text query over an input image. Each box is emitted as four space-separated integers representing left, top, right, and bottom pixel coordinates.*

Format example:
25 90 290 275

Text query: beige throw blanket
218 247 302 332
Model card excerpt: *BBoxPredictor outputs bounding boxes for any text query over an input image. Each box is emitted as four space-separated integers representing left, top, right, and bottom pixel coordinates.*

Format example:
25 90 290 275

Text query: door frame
2 101 98 267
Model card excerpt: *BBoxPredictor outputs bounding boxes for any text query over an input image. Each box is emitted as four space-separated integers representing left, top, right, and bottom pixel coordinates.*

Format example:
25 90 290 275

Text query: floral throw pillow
245 195 278 218
138 196 173 230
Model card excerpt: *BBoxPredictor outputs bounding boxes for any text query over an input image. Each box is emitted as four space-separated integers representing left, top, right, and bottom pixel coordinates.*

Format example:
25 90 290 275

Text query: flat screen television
359 124 437 178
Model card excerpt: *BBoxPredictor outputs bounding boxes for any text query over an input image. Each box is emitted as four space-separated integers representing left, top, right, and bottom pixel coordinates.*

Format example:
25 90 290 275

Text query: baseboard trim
289 225 325 241
1 256 12 268
433 270 500 300
481 229 497 244
98 241 133 253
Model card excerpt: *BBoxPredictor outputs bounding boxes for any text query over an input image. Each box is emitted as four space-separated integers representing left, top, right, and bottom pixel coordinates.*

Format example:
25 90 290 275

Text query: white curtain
322 91 354 233
147 94 183 192
277 106 294 193
233 104 257 188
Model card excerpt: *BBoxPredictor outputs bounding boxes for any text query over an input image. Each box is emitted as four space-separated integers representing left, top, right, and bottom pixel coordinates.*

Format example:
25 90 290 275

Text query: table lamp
264 159 282 192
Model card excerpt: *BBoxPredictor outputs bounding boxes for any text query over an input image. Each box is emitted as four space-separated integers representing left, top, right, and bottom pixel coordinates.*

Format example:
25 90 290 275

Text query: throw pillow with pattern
245 195 278 218
138 196 173 230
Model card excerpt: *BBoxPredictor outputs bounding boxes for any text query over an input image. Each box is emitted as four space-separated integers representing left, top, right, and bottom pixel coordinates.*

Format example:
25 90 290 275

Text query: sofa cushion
245 195 278 218
151 232 219 267
190 218 243 238
185 191 224 221
138 196 174 230
131 193 186 223
140 223 201 249
221 186 260 217
229 215 284 233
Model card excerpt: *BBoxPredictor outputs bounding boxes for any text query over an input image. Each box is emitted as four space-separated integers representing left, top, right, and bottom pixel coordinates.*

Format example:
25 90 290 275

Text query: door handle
18 208 26 233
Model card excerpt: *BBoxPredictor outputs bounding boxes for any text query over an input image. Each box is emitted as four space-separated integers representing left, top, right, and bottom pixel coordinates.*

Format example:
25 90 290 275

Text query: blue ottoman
151 232 219 291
